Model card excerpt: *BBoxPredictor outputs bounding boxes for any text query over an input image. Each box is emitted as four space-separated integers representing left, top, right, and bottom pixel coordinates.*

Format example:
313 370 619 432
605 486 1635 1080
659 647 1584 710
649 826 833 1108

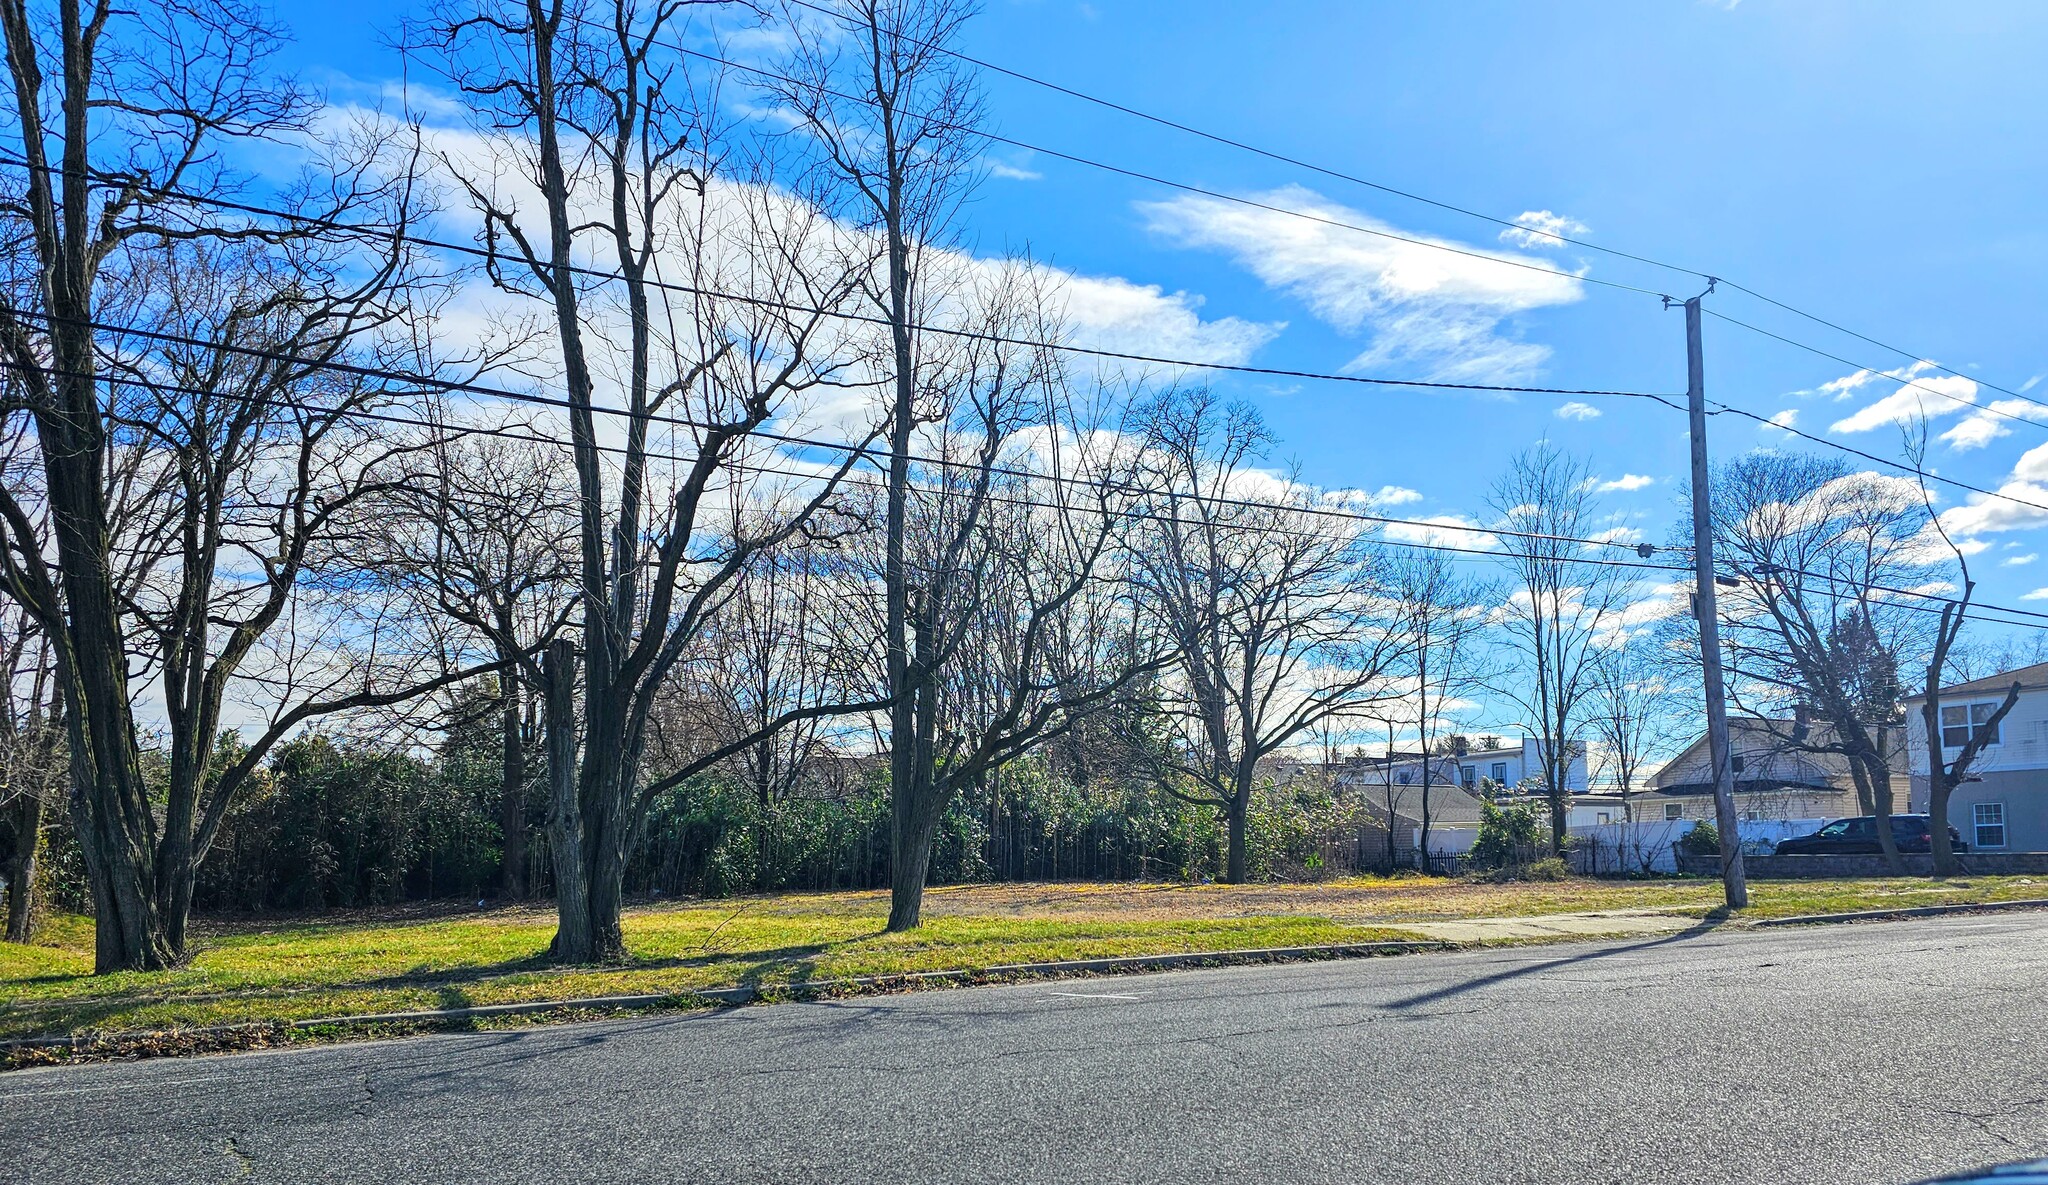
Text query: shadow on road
1380 914 1733 1011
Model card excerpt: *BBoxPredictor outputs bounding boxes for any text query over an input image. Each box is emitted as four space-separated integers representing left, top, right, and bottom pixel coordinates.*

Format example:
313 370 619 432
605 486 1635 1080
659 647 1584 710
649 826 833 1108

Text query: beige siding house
1648 718 1901 824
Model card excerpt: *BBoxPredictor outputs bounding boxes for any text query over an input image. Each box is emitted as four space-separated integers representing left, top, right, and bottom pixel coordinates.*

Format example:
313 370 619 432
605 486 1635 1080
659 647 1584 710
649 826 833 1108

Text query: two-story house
1904 661 2048 853
1450 738 1587 797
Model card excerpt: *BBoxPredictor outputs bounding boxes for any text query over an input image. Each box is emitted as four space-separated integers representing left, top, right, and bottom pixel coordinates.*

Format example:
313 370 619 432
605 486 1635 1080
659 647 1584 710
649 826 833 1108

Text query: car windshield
1816 821 1849 836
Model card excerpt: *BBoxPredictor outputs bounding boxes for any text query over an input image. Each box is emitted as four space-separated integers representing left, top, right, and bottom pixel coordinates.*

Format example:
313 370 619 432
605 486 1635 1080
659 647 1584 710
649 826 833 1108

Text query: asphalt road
8 912 2048 1185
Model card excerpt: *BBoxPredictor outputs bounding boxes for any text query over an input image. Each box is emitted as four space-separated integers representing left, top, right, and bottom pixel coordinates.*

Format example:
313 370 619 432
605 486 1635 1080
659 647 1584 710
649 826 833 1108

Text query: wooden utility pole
1684 290 1749 909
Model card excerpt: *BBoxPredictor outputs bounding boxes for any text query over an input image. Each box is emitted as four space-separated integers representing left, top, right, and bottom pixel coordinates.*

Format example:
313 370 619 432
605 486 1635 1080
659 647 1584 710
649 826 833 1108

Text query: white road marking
1047 991 1142 1001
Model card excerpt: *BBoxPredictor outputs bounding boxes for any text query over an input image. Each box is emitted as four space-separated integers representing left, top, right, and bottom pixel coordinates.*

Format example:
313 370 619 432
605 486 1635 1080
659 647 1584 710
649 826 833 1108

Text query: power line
1717 277 2048 408
575 20 1672 302
774 0 1697 278
0 150 1679 404
0 334 1669 558
23 355 2048 635
777 0 2048 414
1705 306 2048 433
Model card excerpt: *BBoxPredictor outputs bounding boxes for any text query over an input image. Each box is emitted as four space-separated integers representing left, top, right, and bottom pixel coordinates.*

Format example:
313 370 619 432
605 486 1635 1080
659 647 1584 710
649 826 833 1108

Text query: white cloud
2003 553 2037 567
1596 473 1654 492
2023 588 2048 602
1765 408 1798 433
1940 399 2048 451
1931 443 2048 540
1589 525 1644 545
1138 185 1582 383
1554 401 1601 421
1373 485 1424 506
1049 269 1281 368
1828 374 1979 434
1383 514 1496 550
1497 210 1589 250
986 159 1042 182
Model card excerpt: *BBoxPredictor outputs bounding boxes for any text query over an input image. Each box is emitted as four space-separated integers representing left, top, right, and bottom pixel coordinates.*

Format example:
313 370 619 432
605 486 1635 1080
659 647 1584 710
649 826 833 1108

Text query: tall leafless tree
1387 547 1489 860
362 429 581 897
1705 452 1928 872
1128 387 1402 884
0 0 506 968
771 0 999 930
1488 446 1630 854
423 0 883 960
1902 427 2019 876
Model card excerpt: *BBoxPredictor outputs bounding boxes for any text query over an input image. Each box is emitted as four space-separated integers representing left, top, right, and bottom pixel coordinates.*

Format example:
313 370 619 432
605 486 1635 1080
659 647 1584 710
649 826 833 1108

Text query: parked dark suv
1773 814 1967 855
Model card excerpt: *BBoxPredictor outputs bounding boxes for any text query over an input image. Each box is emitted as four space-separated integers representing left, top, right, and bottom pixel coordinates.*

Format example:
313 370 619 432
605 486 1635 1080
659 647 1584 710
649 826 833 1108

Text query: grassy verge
4 874 2043 1051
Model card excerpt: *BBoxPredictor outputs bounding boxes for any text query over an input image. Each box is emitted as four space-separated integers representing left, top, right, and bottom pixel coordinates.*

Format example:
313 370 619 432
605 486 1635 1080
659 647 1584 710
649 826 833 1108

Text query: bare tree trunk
4 789 40 942
887 794 939 931
543 640 590 962
500 673 527 899
1223 767 1253 884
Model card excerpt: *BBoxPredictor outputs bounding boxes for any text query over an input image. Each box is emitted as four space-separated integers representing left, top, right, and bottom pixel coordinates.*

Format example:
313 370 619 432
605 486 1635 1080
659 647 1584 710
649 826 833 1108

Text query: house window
1664 803 1684 821
1595 812 1611 825
1974 802 2007 849
1941 702 2004 749
1460 765 1476 789
1490 762 1508 784
1731 755 1746 773
1396 770 1412 785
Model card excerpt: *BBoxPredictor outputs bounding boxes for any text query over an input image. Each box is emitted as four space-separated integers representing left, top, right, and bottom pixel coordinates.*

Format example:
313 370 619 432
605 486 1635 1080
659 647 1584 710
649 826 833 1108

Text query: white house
1451 739 1587 797
1903 661 2048 853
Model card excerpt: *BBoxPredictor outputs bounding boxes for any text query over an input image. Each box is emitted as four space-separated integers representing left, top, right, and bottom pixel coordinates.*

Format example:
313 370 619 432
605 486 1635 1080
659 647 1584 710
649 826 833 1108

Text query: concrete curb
1750 897 2048 927
2 939 1451 1056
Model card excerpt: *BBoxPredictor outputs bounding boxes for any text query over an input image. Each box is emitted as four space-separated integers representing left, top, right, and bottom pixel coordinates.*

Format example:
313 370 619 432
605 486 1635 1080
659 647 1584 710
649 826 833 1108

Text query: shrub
1523 856 1571 881
1470 800 1543 870
1679 820 1721 856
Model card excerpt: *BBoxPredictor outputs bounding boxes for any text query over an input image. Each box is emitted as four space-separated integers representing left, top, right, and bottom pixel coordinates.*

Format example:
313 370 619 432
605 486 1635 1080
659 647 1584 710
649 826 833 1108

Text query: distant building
1449 738 1587 797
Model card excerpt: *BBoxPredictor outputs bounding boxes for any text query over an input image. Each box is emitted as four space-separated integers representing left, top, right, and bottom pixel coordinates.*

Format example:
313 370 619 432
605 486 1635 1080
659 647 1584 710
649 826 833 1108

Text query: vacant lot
5 874 2043 1043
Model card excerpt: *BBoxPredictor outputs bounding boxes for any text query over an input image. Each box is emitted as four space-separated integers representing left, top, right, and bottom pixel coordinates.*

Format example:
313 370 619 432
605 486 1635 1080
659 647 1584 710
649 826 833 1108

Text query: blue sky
285 0 2048 620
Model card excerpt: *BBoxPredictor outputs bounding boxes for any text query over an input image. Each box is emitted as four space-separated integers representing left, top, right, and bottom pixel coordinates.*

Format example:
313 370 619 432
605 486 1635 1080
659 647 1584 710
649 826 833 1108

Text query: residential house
1648 718 1901 825
1904 661 2048 853
1449 739 1588 797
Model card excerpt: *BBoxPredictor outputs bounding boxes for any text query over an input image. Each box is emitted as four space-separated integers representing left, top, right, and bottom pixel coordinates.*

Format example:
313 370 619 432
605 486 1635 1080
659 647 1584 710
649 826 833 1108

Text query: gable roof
1908 660 2048 702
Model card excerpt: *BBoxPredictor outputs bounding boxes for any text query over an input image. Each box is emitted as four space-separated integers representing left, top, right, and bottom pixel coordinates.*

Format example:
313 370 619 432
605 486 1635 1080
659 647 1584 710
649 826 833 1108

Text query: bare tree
0 598 59 941
1586 637 1683 823
423 0 882 960
1387 548 1489 860
686 527 871 890
362 429 581 897
1128 387 1402 884
1705 452 1928 872
1902 427 2019 876
1488 446 1630 854
0 0 505 967
771 0 1001 930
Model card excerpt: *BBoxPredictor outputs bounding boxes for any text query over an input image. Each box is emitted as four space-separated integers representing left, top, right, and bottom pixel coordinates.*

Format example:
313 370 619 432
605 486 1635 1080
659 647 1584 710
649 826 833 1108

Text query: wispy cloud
986 159 1042 182
2003 553 2037 567
1138 185 1582 383
1596 473 1654 492
1374 485 1424 506
1498 210 1588 251
1554 401 1601 421
1765 408 1799 433
1383 514 1495 550
1827 360 1979 434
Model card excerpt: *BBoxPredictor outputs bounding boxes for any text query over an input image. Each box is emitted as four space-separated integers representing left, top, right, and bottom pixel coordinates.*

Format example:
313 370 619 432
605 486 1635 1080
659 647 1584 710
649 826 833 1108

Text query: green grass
4 873 2043 1046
